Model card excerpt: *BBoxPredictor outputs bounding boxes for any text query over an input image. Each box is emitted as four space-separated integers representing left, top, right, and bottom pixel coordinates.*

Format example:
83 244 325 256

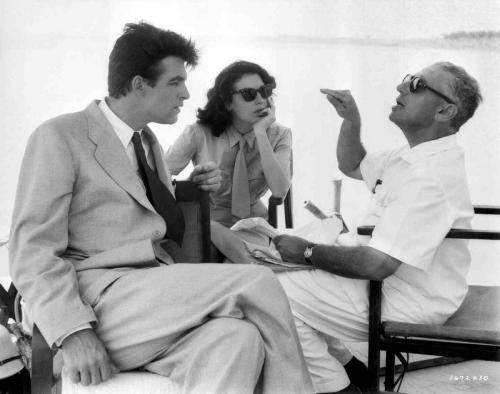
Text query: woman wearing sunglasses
166 61 292 232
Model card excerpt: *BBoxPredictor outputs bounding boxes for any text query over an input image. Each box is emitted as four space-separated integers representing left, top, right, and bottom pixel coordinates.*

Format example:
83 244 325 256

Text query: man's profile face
389 64 456 131
143 56 190 125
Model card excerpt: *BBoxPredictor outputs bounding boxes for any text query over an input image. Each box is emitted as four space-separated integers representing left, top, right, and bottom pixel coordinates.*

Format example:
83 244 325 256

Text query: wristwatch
304 243 316 265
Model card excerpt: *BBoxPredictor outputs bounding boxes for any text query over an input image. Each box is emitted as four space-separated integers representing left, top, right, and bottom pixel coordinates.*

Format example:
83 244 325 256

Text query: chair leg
284 190 293 228
268 198 278 228
384 351 396 392
367 337 380 392
31 324 54 394
367 281 383 393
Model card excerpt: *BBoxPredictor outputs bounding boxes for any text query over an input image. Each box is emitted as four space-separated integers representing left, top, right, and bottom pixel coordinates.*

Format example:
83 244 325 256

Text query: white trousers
277 270 372 393
278 267 449 393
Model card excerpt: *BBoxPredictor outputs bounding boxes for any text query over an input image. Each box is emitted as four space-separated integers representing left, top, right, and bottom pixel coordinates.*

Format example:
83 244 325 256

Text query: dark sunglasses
403 74 455 104
232 84 274 102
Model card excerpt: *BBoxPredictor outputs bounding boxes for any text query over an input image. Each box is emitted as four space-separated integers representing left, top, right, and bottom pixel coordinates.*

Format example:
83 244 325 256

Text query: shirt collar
399 134 459 163
227 126 256 149
98 98 138 148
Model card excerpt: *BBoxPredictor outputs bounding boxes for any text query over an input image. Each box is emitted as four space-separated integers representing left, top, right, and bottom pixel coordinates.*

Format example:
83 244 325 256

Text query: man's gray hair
435 62 482 130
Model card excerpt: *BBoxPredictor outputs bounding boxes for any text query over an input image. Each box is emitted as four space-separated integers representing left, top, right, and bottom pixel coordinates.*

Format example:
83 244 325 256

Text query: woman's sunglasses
232 84 274 102
403 74 455 104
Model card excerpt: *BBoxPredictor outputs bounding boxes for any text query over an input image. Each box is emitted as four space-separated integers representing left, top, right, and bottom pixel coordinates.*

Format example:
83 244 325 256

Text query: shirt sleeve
368 170 455 271
271 125 292 178
55 324 93 347
165 124 203 175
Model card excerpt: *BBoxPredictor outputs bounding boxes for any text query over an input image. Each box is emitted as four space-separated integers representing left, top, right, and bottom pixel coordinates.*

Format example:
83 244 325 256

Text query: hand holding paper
226 215 350 271
272 234 310 265
230 217 282 239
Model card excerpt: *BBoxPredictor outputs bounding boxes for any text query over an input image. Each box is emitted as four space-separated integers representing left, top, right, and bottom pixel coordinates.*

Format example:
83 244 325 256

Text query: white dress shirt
98 99 156 171
359 134 474 323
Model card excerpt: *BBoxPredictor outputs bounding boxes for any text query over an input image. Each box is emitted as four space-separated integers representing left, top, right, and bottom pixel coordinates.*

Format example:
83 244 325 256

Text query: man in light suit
9 22 313 394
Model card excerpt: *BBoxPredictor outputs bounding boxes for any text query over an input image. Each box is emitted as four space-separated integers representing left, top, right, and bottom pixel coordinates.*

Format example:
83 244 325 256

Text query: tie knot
132 131 142 144
238 136 247 150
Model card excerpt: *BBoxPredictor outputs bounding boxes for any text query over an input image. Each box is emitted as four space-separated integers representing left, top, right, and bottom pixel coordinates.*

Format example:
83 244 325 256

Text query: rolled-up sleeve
272 126 292 178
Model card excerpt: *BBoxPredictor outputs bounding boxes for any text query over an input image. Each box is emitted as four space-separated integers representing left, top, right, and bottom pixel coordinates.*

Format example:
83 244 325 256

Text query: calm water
1 39 499 282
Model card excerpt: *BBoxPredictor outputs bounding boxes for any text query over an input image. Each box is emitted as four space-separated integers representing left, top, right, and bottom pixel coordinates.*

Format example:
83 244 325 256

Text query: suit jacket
9 101 175 346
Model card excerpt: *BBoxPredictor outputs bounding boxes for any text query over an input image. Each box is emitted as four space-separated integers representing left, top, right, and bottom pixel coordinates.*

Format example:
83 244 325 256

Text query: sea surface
1 38 499 283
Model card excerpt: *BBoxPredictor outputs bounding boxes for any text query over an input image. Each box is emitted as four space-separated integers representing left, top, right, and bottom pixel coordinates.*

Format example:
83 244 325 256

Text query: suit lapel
84 101 154 211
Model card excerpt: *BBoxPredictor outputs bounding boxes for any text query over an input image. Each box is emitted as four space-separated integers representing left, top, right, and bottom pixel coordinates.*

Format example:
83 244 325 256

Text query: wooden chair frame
268 148 294 229
268 190 294 229
359 205 500 392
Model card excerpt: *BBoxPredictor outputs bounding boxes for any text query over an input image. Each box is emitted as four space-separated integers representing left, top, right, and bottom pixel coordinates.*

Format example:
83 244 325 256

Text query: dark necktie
132 132 185 246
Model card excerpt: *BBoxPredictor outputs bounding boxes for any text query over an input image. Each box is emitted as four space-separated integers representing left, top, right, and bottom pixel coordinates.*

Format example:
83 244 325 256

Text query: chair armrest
357 226 374 236
268 190 294 229
447 229 500 240
268 196 284 228
174 180 209 202
357 225 500 240
359 204 500 238
173 180 212 262
474 205 500 215
268 195 284 206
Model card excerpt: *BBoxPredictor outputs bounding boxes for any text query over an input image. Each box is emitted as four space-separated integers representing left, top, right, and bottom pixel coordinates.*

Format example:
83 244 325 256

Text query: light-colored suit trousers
92 264 313 394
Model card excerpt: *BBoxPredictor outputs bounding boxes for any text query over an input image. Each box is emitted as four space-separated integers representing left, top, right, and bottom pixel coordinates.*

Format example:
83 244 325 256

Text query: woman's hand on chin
253 96 276 133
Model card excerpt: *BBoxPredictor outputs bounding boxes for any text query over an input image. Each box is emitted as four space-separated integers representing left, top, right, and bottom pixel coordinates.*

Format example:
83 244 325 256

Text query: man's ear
131 76 146 95
436 103 458 123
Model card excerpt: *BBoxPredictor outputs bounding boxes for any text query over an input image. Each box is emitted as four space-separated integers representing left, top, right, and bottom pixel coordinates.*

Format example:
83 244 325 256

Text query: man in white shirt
274 62 482 393
9 22 314 393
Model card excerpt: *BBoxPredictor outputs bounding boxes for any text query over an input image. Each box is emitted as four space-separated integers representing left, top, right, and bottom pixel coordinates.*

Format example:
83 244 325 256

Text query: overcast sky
1 0 499 44
107 0 500 40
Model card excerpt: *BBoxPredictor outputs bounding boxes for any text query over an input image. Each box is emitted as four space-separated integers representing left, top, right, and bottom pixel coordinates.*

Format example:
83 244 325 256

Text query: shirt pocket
374 184 390 208
363 184 389 225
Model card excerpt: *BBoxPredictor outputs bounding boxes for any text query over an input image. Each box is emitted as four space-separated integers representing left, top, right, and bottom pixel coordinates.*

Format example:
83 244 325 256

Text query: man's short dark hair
435 62 482 130
108 22 199 98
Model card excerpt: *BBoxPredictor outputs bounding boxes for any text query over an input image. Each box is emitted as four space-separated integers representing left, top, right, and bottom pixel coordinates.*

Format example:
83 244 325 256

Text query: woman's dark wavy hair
196 61 276 136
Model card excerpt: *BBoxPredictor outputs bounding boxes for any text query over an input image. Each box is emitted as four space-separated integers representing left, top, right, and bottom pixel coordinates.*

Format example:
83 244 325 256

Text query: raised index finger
320 89 351 100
